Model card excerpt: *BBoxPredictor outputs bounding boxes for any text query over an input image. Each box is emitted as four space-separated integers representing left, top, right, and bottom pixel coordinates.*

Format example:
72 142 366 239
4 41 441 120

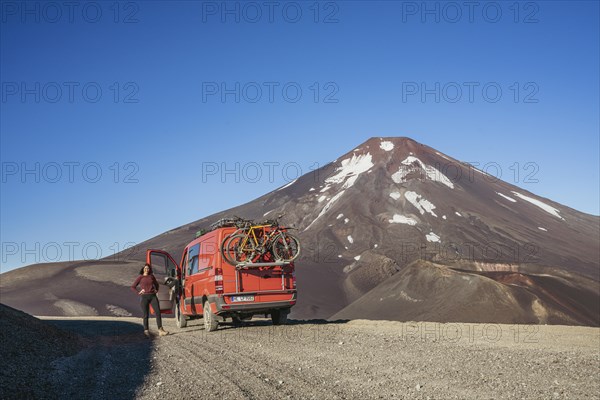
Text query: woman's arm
152 275 159 292
131 275 142 294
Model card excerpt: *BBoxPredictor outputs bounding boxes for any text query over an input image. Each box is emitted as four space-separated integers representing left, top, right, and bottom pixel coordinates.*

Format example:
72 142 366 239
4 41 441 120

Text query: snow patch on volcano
404 191 438 217
304 154 374 231
347 235 354 244
380 141 394 151
389 192 401 200
277 178 297 191
304 190 346 231
336 213 344 220
497 192 517 202
511 191 565 220
389 214 418 225
391 167 411 183
426 232 441 242
326 153 374 190
470 164 491 176
391 156 454 189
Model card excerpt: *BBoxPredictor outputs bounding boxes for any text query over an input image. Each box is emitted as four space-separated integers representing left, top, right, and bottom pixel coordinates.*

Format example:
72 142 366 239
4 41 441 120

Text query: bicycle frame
239 224 279 253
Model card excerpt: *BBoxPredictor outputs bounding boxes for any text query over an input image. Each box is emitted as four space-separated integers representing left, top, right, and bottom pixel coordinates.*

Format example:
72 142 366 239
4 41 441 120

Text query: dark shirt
131 274 159 295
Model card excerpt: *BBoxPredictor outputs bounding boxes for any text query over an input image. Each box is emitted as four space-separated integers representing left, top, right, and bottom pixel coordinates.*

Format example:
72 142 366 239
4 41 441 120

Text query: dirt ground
31 316 600 400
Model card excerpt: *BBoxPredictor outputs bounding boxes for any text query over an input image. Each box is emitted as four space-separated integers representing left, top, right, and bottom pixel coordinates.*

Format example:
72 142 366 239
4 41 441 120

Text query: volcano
2 137 599 325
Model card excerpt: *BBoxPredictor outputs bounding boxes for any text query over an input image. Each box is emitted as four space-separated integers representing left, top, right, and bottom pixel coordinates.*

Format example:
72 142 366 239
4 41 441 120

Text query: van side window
188 244 200 275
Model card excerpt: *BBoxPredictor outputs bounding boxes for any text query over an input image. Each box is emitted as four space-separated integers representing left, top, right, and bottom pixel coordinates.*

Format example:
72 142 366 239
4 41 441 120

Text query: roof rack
210 218 237 230
210 216 254 231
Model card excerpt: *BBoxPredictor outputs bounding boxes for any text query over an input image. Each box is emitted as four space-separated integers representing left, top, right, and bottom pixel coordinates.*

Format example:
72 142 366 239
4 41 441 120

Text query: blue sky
1 1 599 272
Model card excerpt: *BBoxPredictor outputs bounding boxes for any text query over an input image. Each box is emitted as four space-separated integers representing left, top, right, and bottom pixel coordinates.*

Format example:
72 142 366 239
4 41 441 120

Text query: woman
131 264 169 337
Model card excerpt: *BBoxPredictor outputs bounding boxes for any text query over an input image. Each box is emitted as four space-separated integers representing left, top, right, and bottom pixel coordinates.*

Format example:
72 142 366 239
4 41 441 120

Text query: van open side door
146 249 180 315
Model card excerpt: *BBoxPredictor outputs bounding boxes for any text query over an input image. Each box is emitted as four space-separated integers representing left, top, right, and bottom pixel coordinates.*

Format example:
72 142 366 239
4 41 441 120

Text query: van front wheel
176 302 187 329
271 309 289 325
203 301 219 332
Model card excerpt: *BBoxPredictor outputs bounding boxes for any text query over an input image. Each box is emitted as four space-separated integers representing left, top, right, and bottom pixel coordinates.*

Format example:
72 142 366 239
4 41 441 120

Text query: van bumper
209 293 296 314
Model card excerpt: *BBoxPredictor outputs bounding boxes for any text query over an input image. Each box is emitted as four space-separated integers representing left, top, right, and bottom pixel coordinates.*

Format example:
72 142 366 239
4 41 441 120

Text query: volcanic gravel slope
6 314 599 400
2 137 598 325
0 304 81 399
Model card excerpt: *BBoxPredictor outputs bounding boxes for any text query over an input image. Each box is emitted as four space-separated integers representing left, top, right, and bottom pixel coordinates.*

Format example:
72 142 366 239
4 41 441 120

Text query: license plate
231 295 254 302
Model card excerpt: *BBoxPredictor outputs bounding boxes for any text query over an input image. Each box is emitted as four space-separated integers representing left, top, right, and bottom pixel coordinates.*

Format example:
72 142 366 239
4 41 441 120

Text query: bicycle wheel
272 232 300 262
220 234 236 265
226 234 256 263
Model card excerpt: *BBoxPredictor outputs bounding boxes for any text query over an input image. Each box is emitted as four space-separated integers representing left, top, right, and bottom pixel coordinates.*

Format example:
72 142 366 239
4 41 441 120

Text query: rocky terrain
1 305 598 399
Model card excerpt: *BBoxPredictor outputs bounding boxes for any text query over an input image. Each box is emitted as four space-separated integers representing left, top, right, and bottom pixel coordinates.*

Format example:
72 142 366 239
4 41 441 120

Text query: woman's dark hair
139 264 153 275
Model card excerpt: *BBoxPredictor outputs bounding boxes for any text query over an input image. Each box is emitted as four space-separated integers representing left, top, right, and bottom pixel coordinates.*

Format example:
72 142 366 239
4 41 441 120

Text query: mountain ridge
2 137 598 325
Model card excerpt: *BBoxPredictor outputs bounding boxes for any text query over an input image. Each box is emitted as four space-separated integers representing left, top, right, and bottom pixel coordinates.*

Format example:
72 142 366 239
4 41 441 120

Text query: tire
220 234 236 265
272 233 301 262
271 309 289 325
203 301 219 332
176 302 187 329
221 227 253 265
226 234 256 263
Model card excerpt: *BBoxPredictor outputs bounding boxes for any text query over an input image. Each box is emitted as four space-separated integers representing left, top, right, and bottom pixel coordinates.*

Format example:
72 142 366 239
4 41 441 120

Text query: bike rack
234 261 292 293
235 261 291 269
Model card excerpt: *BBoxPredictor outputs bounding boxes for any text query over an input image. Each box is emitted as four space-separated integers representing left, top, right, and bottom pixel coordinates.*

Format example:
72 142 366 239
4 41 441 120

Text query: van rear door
146 249 179 314
229 261 295 304
257 264 287 292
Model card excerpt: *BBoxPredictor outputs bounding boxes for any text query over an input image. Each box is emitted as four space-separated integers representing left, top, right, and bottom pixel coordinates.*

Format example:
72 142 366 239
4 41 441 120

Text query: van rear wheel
271 309 289 325
203 301 219 332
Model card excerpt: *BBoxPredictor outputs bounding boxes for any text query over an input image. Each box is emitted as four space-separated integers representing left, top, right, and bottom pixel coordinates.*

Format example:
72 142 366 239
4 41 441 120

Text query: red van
146 225 297 332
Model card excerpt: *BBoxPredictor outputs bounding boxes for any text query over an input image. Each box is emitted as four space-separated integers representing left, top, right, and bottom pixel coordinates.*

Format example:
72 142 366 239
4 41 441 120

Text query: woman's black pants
140 294 162 330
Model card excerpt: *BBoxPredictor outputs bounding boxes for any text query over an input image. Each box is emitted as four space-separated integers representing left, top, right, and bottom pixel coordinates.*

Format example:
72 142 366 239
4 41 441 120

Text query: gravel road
38 316 599 399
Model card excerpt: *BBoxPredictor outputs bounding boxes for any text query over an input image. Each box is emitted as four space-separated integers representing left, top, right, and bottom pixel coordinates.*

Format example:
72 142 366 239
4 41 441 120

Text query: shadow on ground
42 319 153 399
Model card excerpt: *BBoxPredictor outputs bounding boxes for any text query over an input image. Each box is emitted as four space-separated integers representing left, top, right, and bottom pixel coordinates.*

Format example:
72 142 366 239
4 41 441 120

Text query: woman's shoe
144 330 151 338
158 327 169 336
